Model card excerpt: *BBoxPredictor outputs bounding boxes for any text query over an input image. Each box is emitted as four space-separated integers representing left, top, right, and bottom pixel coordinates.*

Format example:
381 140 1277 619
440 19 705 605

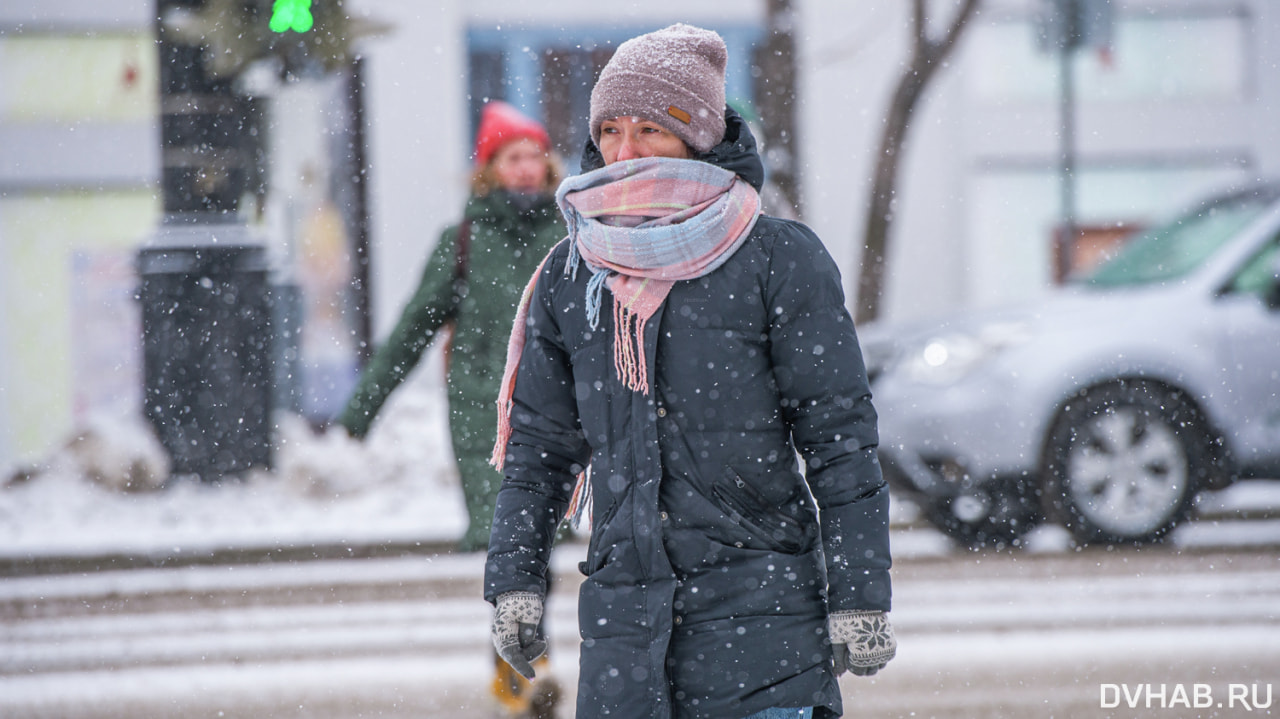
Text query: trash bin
137 242 273 480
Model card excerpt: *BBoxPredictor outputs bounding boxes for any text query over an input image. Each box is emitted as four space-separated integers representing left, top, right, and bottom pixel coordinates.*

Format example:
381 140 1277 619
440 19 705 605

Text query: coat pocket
580 479 626 576
711 468 811 554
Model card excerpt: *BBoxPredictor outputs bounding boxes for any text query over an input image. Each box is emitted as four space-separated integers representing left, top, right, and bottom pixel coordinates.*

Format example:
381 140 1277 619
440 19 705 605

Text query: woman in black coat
486 24 896 719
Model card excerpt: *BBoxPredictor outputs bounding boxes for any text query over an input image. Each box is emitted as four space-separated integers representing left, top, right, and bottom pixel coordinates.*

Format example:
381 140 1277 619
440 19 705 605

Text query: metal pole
1057 0 1078 282
346 56 373 363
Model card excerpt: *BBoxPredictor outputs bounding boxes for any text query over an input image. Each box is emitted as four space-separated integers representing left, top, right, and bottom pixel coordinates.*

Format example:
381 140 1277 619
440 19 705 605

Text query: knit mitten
828 610 897 676
492 591 547 680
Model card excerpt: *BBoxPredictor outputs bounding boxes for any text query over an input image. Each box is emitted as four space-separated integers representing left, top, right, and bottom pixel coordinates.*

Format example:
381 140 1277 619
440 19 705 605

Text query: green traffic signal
270 0 314 33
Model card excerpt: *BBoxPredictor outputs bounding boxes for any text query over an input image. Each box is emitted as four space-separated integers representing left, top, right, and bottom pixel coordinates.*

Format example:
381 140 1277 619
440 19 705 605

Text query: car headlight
898 321 1030 386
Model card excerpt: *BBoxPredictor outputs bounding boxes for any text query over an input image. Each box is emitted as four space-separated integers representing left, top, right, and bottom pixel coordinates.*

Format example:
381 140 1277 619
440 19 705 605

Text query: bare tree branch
753 0 804 217
913 0 927 50
932 0 982 63
855 0 982 324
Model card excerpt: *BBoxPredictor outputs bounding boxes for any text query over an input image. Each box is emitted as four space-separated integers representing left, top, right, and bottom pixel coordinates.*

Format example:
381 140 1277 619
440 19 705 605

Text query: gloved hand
492 591 547 680
829 610 897 677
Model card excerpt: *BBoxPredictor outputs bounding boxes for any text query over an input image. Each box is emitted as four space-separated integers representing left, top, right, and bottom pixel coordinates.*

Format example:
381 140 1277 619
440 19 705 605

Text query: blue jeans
742 709 813 719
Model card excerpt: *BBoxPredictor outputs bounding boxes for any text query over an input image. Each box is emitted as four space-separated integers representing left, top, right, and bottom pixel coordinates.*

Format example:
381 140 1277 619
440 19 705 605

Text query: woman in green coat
337 101 566 554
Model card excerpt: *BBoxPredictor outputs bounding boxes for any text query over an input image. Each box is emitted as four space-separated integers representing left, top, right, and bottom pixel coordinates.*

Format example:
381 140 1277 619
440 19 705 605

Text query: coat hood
578 105 766 192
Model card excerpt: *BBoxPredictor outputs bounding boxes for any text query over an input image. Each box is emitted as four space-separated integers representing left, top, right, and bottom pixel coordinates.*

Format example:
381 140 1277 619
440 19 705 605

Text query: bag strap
441 219 473 367
453 219 472 283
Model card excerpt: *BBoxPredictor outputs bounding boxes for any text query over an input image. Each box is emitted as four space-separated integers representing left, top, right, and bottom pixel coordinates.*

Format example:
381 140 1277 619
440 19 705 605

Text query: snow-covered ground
3 363 1280 719
3 516 1278 719
0 365 468 563
3 360 1280 567
0 357 935 565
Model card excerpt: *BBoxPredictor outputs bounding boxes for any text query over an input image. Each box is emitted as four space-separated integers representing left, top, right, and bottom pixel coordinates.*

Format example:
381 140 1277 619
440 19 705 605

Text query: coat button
657 407 667 417
660 511 669 521
674 616 682 625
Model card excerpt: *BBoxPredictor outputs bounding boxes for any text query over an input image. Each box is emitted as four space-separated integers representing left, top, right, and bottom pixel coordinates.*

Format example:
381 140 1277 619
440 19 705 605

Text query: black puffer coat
485 111 891 719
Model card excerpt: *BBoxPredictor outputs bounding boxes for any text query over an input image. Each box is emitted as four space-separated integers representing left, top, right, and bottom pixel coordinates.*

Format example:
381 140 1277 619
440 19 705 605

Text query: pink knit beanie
589 24 728 154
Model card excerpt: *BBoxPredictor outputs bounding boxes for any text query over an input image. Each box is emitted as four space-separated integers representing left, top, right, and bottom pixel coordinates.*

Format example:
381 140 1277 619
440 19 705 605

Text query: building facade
3 0 1278 470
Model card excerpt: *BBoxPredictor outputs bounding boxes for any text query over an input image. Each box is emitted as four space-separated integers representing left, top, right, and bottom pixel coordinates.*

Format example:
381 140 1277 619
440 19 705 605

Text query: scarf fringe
490 395 513 470
585 267 609 330
565 467 592 532
613 300 651 394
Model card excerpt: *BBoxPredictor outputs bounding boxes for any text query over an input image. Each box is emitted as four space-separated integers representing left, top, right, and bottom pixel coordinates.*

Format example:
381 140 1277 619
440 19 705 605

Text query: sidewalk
4 364 1279 578
6 451 1280 578
0 472 945 578
0 374 472 577
5 530 1280 719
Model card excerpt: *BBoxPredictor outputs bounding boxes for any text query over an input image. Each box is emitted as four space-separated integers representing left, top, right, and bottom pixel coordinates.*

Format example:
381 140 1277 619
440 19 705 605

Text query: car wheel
923 482 1040 549
1043 381 1206 545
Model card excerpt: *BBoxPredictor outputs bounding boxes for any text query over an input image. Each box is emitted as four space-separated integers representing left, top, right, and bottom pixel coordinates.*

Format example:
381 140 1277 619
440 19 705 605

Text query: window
1084 190 1275 288
466 24 761 171
1227 237 1280 299
968 9 1251 104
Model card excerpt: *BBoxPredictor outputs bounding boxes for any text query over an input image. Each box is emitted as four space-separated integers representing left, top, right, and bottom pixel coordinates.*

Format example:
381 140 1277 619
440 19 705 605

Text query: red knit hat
473 101 552 167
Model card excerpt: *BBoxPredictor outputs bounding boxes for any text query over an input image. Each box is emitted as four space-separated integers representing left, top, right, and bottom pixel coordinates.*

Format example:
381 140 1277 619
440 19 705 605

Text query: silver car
863 182 1280 546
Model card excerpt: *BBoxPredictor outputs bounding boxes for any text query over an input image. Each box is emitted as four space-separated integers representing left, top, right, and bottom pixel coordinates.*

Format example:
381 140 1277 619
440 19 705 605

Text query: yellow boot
492 652 559 718
526 657 561 719
491 649 531 715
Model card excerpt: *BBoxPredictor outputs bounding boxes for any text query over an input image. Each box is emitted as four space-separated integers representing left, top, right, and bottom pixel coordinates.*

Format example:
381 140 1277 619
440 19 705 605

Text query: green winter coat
337 190 566 551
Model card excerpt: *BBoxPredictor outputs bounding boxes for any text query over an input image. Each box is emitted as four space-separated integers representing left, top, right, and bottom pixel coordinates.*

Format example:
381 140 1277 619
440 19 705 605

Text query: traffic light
270 0 314 34
159 0 350 80
267 0 352 77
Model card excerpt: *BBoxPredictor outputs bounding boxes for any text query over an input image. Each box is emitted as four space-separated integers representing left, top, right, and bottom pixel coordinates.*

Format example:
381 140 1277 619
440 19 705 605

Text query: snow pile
49 413 170 494
0 368 467 561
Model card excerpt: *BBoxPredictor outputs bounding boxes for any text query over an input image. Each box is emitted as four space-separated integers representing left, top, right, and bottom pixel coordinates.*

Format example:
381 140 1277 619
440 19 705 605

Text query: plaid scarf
491 157 761 470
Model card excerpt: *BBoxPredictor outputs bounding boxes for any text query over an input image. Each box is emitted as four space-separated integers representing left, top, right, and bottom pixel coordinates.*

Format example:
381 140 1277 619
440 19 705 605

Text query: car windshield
1081 194 1275 288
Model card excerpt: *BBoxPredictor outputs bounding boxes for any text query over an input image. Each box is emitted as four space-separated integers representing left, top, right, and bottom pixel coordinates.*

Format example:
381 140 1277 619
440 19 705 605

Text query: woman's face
490 137 551 193
598 116 691 164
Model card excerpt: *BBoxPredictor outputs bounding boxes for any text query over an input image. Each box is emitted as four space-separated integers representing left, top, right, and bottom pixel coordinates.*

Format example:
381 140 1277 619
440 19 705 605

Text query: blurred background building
2 0 1279 471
